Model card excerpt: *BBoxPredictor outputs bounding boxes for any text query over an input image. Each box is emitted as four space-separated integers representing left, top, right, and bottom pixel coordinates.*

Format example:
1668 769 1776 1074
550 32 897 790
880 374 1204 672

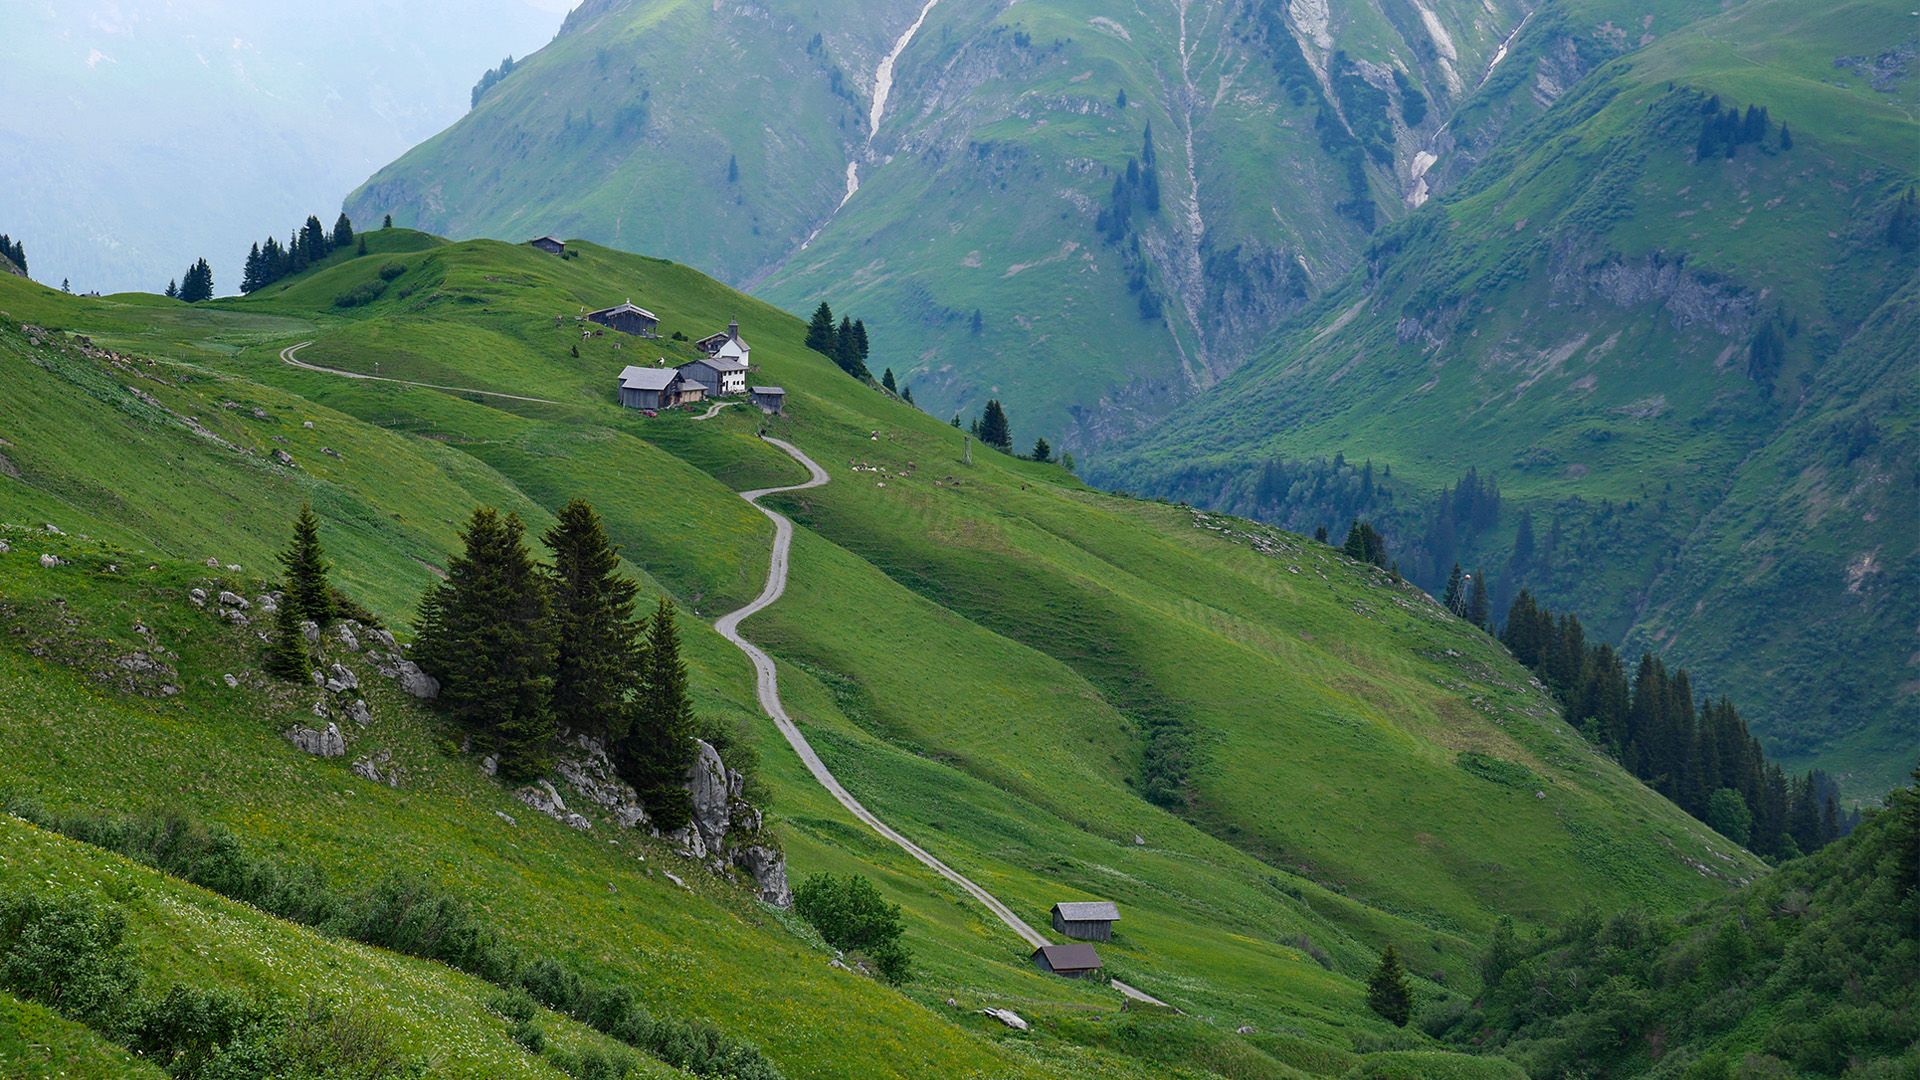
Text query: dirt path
716 436 1170 1008
692 400 738 421
279 341 564 405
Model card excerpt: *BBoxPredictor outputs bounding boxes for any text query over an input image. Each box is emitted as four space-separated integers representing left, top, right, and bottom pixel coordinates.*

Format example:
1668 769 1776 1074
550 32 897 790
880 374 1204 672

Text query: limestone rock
334 623 360 652
189 588 207 607
554 735 649 829
221 609 250 627
369 628 397 651
223 673 239 689
686 738 737 856
481 755 498 777
1133 834 1146 846
324 663 359 694
516 780 591 830
346 699 372 726
300 620 320 645
396 661 438 699
285 723 345 758
255 594 278 613
38 554 62 568
1236 1025 1255 1035
218 591 249 609
272 449 295 467
981 1008 1029 1032
730 844 792 908
351 750 405 788
0 540 10 554
495 810 516 826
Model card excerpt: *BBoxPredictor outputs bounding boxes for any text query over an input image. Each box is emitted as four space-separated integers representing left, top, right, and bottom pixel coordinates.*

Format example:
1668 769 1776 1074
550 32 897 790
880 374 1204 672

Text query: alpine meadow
1 1 1915 1079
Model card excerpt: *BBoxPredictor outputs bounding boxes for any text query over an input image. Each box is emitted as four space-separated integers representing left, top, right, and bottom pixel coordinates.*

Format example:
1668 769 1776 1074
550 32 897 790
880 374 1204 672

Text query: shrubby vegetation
1448 772 1919 1077
2 800 787 1079
793 873 911 984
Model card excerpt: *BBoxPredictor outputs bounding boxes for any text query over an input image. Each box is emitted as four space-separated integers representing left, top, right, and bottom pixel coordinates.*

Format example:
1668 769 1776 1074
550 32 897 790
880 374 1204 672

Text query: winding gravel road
716 437 1051 950
717 437 1170 1008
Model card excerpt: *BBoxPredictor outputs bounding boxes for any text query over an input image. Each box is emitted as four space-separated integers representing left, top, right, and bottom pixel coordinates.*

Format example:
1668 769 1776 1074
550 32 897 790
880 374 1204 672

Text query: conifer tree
852 319 870 365
303 215 330 262
1441 563 1465 616
164 279 178 299
241 243 263 294
1314 525 1328 543
278 503 337 628
727 154 739 183
977 399 1012 450
332 213 354 250
543 500 640 742
901 384 914 405
881 368 897 393
805 302 836 355
414 508 556 779
1030 437 1051 463
1467 569 1491 629
383 213 394 229
620 598 696 830
1366 946 1412 1026
263 600 311 681
835 316 856 373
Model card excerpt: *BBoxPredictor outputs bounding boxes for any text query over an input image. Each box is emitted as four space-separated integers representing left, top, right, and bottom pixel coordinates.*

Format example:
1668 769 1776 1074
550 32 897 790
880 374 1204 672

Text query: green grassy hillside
347 0 1543 453
1101 0 1920 800
0 232 1761 1076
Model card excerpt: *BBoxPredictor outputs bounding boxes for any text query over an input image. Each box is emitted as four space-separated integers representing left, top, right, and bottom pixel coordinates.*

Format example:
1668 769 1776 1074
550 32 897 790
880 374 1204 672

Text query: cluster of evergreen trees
804 302 871 380
1094 126 1161 241
165 258 214 303
261 502 702 829
1695 96 1785 160
240 213 358 294
1501 590 1853 858
471 55 517 109
412 501 701 827
0 233 25 275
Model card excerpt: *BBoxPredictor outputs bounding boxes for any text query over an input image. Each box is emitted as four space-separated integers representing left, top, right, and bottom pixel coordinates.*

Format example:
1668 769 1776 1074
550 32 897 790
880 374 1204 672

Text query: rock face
351 750 405 787
323 663 359 694
285 723 346 758
549 734 791 907
554 735 649 829
517 780 592 830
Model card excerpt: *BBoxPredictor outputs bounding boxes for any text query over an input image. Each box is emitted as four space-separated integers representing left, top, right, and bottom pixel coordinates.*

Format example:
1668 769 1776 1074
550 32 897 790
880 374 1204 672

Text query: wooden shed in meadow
1031 943 1103 979
1051 901 1119 942
586 300 659 337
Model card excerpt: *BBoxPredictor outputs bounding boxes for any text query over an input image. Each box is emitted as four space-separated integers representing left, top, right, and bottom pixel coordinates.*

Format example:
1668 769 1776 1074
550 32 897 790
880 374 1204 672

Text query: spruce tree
620 598 696 831
834 316 857 374
332 213 354 250
881 368 897 394
278 503 337 628
414 508 556 779
383 213 394 229
977 399 1012 450
543 500 641 742
164 279 178 299
1467 569 1491 629
805 302 836 355
263 600 311 681
1441 563 1465 616
901 384 913 405
1366 945 1413 1026
303 215 330 262
1030 437 1051 463
852 319 870 365
241 243 262 294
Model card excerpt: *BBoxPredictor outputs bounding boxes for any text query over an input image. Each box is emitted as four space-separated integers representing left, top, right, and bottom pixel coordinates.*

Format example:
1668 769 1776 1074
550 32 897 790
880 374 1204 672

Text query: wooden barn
1031 943 1103 980
617 365 705 411
586 300 659 337
1051 901 1119 942
529 236 565 255
749 386 786 414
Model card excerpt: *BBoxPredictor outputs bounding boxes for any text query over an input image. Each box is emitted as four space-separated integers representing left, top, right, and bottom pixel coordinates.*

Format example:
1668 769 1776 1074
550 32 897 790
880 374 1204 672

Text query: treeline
1502 590 1854 858
263 500 712 831
951 399 1065 467
1695 94 1788 160
472 54 517 109
2 800 785 1079
240 213 359 294
165 258 214 303
0 232 25 275
803 301 871 381
1443 776 1919 1076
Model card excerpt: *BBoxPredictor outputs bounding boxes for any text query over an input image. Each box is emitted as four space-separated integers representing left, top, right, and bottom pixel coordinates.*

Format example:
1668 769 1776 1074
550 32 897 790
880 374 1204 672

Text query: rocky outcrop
1549 244 1759 340
286 723 346 758
351 750 405 787
547 734 790 907
517 780 592 831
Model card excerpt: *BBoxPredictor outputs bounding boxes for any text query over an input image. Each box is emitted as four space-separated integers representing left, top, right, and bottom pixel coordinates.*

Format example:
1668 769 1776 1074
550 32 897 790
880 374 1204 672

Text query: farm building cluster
526 236 785 417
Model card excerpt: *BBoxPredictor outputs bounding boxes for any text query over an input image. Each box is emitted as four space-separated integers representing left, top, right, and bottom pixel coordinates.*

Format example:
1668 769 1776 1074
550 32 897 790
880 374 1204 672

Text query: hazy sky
0 0 573 293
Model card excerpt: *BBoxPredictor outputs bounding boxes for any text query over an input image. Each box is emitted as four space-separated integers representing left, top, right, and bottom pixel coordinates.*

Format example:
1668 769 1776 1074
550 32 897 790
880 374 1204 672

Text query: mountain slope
0 233 1760 1075
1100 0 1920 799
347 0 1547 451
